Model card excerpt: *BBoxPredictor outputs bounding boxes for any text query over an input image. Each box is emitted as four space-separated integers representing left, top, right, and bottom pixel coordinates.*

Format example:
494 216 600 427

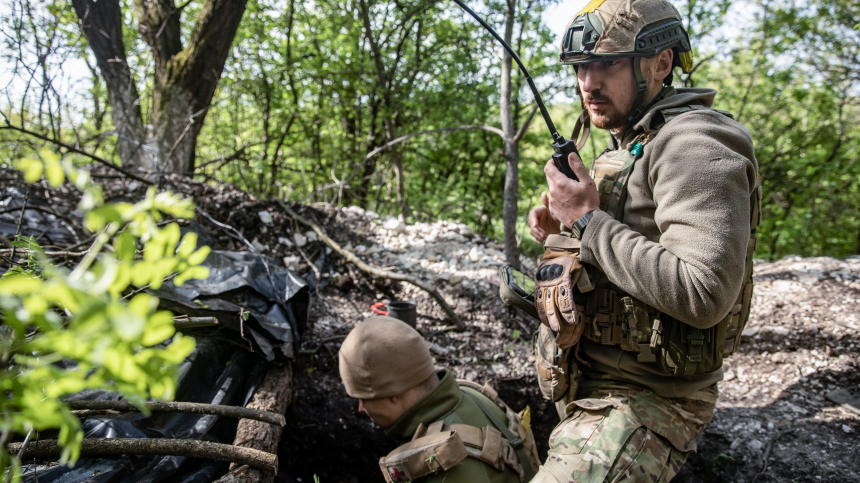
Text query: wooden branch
65 400 285 427
228 363 293 483
362 125 505 163
0 124 153 185
279 202 466 331
6 439 277 472
173 316 219 330
512 104 539 144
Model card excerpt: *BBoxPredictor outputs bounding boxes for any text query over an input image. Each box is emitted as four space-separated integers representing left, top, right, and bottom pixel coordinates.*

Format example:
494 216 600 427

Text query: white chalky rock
278 237 294 248
355 244 367 253
383 218 406 233
294 233 307 248
283 255 300 269
257 211 274 224
305 230 319 242
347 206 365 215
251 238 268 253
468 246 481 263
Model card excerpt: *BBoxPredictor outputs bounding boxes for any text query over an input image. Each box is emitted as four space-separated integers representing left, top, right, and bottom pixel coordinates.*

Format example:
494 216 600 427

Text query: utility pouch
379 430 468 483
534 324 578 403
535 234 592 349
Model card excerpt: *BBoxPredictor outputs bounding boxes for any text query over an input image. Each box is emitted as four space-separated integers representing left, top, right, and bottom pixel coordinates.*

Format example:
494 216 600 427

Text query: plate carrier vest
378 380 540 483
579 104 762 376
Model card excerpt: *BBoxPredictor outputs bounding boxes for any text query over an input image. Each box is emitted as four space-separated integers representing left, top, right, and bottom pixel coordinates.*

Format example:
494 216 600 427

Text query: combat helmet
560 0 693 122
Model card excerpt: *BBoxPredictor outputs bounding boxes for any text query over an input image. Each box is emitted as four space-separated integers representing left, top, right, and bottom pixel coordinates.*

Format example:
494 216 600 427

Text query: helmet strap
627 57 650 124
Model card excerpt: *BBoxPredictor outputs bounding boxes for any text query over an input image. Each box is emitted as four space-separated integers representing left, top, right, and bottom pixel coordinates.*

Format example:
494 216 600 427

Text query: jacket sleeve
579 111 758 329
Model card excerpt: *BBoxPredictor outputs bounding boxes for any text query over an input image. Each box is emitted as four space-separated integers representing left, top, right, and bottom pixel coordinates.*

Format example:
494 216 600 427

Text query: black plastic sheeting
153 250 310 362
22 337 266 483
0 187 79 246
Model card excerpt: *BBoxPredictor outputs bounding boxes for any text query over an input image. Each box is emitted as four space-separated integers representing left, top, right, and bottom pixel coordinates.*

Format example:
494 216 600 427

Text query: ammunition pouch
534 324 577 403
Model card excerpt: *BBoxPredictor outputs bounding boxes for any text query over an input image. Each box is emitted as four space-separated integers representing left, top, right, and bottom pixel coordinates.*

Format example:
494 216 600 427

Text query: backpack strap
461 390 533 481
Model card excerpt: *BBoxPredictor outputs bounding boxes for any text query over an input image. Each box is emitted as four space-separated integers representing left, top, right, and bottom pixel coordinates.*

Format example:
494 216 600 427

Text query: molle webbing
583 105 759 376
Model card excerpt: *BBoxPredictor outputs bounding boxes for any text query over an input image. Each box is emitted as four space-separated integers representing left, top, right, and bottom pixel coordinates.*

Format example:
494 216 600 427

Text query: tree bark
73 0 248 176
228 363 293 483
71 0 149 170
500 0 521 269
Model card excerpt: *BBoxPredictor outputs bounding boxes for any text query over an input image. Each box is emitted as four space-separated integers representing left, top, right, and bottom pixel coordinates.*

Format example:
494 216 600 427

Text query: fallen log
280 201 465 330
65 400 285 426
228 363 293 483
6 438 277 472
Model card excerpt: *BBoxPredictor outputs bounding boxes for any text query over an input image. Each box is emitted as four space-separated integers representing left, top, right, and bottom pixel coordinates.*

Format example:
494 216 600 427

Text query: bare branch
7 438 277 472
280 201 466 331
65 400 284 426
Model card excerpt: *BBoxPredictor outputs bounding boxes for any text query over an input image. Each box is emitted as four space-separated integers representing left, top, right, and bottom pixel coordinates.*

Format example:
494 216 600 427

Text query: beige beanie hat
338 316 435 399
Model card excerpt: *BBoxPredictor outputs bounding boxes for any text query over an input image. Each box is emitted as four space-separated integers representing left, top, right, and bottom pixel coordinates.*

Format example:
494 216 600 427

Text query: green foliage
0 149 210 481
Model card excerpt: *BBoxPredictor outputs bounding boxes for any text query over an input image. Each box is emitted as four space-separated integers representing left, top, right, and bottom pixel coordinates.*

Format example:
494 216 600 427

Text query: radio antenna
451 0 580 179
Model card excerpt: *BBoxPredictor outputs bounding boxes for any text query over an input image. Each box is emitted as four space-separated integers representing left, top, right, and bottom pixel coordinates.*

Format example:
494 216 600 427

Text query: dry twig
65 400 285 426
280 201 465 330
6 438 277 472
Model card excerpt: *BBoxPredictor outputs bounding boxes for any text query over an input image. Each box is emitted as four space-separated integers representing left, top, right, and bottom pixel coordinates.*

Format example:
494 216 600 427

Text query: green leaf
16 157 43 183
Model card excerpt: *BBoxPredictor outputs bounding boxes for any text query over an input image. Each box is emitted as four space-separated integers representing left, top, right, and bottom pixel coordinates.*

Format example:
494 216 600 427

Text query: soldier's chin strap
627 57 650 124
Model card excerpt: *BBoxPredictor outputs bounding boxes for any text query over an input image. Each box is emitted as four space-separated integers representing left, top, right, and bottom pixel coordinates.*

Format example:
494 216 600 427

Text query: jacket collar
611 87 718 147
386 369 460 438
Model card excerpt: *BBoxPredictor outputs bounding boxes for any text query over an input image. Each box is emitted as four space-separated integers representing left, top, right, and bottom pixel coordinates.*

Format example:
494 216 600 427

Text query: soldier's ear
655 49 674 82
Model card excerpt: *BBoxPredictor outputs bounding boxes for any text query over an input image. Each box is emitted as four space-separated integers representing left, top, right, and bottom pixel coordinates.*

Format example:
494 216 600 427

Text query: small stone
294 233 307 247
283 255 300 269
749 439 763 451
724 370 736 381
278 237 294 248
468 246 481 263
251 238 267 252
305 230 319 242
842 424 853 434
257 210 273 224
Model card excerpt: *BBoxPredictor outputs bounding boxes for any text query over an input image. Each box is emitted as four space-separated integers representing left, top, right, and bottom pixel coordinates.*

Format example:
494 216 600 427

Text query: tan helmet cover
560 0 692 71
338 316 435 399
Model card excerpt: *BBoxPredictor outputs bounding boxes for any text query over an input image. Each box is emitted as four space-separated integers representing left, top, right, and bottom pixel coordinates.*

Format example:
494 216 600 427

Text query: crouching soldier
338 316 539 483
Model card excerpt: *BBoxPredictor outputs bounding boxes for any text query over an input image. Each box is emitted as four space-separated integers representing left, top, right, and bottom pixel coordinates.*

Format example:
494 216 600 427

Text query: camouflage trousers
531 379 718 483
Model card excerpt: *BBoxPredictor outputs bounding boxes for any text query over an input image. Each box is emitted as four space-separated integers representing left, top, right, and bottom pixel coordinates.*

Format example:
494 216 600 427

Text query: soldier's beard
583 90 631 131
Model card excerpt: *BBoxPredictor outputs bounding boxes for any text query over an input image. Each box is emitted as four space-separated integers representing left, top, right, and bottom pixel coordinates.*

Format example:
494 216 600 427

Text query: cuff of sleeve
579 209 610 265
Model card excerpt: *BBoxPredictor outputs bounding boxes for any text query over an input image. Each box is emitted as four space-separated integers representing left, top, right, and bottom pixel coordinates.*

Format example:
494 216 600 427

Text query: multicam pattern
532 382 716 482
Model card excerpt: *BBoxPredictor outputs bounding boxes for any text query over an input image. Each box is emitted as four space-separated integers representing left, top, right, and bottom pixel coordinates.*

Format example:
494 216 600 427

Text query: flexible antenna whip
451 0 580 179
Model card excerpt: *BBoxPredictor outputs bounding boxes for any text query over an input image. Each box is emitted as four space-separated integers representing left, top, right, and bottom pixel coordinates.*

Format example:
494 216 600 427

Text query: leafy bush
0 150 210 481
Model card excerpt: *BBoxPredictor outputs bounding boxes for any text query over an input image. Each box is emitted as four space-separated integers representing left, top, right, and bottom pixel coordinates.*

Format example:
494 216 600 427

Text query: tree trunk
500 0 521 269
229 363 293 483
74 0 248 176
71 0 150 170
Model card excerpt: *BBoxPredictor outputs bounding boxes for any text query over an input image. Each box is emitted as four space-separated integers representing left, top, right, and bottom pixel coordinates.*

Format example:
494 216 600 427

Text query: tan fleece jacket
578 88 759 398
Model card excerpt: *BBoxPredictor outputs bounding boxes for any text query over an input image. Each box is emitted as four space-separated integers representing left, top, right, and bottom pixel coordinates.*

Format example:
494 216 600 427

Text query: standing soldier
526 0 760 480
338 316 540 482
